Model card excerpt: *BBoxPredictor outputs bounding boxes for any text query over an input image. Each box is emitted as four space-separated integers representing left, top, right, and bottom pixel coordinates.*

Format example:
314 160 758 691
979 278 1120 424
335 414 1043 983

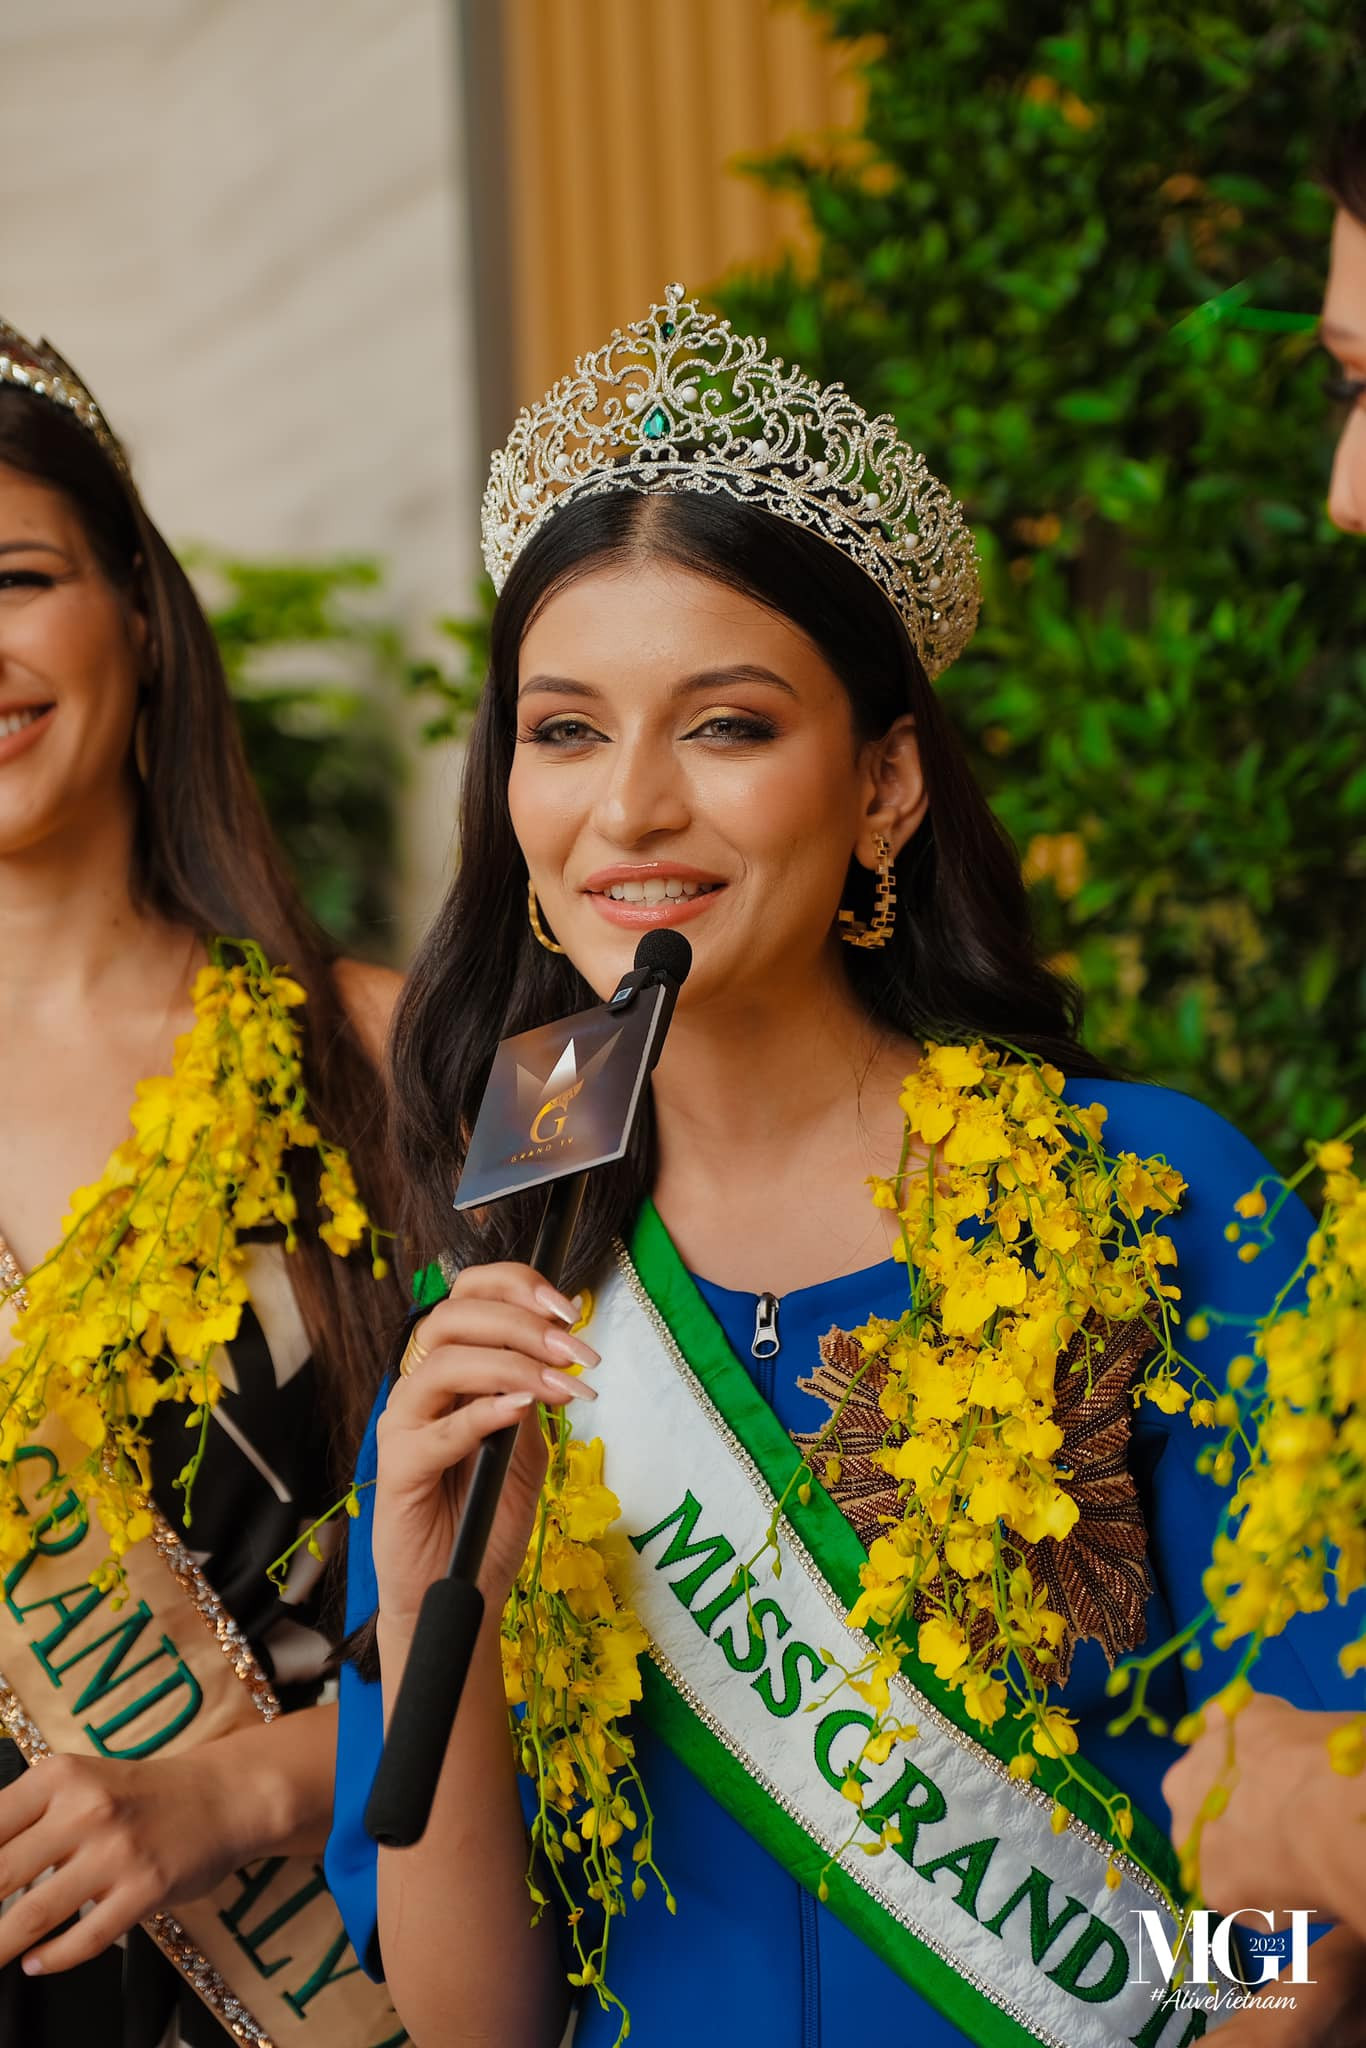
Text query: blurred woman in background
1323 115 1366 534
1163 110 1366 1954
0 322 404 2045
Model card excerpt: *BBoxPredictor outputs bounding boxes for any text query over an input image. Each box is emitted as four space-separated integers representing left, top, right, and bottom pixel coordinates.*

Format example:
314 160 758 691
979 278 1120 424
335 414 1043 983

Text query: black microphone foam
633 928 693 990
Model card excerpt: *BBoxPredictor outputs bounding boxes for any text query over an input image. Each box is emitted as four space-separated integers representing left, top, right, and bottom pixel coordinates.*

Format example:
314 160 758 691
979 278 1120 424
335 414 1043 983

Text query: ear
855 713 926 865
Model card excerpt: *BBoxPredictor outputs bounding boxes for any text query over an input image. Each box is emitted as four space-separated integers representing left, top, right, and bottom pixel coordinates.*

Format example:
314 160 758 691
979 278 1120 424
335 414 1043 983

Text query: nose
1328 407 1366 533
589 728 691 846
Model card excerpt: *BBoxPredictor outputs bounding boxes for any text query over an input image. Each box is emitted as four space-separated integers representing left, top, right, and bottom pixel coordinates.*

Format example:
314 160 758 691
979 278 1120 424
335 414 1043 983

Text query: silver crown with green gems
481 283 981 680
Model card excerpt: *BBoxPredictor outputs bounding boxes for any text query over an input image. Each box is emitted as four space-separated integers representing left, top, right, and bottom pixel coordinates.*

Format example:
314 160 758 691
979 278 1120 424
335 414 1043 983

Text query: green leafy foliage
198 556 405 956
717 0 1366 1168
405 575 495 744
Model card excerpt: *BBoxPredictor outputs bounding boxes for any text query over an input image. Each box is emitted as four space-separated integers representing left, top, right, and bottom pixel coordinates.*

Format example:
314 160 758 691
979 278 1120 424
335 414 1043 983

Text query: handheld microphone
364 930 692 1849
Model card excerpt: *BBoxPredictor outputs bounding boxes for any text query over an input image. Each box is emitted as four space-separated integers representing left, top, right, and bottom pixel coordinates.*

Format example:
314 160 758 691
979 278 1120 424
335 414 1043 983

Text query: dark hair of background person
390 486 1113 1293
0 388 405 1477
1324 114 1366 224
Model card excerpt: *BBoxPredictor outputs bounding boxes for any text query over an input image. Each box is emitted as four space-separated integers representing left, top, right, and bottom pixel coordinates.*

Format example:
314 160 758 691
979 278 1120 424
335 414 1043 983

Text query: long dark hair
391 488 1110 1291
0 387 404 1475
1325 114 1366 223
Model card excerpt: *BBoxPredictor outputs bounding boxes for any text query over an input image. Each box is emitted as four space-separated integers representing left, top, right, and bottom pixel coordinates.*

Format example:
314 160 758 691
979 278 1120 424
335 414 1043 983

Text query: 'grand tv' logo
517 1033 621 1148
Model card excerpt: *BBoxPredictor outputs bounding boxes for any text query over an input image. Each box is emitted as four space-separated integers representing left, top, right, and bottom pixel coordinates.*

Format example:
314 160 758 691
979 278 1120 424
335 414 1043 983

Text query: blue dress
327 1082 1364 2047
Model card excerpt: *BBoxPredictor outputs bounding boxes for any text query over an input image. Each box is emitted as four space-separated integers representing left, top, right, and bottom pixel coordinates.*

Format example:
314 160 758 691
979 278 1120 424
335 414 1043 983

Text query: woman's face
0 463 143 860
1324 205 1366 535
508 556 924 1012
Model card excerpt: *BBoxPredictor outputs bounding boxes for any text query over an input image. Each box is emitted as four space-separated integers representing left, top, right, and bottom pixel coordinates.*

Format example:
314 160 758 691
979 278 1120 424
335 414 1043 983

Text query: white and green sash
569 1204 1213 2048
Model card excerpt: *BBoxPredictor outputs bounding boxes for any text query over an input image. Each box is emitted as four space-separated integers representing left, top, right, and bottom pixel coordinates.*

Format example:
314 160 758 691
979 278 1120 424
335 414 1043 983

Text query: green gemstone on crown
661 321 675 339
642 406 670 439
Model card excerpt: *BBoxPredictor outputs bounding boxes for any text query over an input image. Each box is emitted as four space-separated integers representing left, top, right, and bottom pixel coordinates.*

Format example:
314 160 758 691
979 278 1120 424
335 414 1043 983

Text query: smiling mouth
0 705 52 738
592 878 723 905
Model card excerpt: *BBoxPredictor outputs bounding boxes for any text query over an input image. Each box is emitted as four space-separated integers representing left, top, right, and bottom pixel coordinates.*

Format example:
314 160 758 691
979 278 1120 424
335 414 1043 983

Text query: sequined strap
0 1229 28 1314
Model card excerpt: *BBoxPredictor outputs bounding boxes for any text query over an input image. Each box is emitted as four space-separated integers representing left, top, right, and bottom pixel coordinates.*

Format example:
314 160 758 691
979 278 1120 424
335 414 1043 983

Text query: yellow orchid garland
0 941 376 1575
1197 1122 1366 1683
777 1043 1205 1893
502 1403 669 2033
1122 1115 1366 1892
499 1042 1206 2039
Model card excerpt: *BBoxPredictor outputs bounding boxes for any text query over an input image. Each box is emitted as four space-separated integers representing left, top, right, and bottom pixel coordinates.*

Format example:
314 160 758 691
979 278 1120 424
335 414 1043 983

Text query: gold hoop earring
133 705 151 784
838 832 896 950
528 881 566 955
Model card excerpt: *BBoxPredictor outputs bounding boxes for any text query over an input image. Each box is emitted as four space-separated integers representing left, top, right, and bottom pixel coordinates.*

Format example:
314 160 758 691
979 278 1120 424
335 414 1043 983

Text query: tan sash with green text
0 1424 406 2048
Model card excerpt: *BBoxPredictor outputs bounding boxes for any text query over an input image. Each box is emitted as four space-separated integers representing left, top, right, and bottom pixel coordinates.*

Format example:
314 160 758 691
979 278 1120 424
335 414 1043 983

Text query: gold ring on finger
399 1328 430 1378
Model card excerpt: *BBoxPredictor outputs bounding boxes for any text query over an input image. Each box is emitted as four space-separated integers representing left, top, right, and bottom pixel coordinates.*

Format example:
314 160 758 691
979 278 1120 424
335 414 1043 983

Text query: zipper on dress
751 1290 781 1360
799 1884 821 2046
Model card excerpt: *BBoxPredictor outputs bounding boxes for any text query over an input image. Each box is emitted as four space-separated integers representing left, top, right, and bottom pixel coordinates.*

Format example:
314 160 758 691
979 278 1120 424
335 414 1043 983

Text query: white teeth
0 707 45 738
604 878 716 902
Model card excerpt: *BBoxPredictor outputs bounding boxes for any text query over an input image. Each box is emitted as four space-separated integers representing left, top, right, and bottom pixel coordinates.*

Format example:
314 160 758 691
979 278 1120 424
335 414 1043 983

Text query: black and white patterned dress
0 1240 344 2048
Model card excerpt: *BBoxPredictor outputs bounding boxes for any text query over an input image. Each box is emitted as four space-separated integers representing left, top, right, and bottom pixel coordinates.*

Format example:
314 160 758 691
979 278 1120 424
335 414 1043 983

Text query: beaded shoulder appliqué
793 1310 1153 1683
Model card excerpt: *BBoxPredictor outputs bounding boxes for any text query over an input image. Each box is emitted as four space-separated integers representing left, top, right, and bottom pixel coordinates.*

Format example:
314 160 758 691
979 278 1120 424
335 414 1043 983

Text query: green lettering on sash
981 1868 1086 1962
219 1858 329 1980
1130 1999 1207 2048
10 1580 104 1672
55 1604 168 1715
8 1449 88 1567
221 1859 285 1935
753 1639 825 1719
692 1565 756 1637
631 1493 736 1606
916 1836 1000 1918
9 1444 60 1495
284 1927 363 2017
813 1707 873 1794
716 1596 788 1676
1046 1914 1130 2003
863 1758 947 1865
85 1650 202 1758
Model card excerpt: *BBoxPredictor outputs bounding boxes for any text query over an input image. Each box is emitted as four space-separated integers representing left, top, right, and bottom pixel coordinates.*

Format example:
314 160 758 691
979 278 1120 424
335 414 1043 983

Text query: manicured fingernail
536 1285 579 1325
544 1330 600 1369
498 1391 535 1412
542 1367 595 1401
21 1956 42 1977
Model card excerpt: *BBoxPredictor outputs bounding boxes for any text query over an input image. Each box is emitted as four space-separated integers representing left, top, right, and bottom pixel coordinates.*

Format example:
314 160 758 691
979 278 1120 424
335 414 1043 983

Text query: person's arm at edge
1210 1925 1366 2046
1164 1692 1366 1938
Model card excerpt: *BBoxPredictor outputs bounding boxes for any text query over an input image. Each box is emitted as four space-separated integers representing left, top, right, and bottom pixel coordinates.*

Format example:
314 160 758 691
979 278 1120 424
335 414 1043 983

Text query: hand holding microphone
370 1264 597 1642
364 932 692 1849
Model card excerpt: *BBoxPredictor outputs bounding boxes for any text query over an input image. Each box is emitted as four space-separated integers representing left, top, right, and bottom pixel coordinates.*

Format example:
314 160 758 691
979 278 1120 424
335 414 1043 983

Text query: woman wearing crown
329 287 1366 2047
0 326 407 2045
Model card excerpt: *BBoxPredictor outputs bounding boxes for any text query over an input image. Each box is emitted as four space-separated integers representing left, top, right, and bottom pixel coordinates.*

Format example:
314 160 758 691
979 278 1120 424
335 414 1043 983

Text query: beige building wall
0 0 477 950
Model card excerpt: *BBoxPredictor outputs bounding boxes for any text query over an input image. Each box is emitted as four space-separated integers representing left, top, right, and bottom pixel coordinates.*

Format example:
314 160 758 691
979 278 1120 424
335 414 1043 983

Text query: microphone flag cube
454 985 670 1211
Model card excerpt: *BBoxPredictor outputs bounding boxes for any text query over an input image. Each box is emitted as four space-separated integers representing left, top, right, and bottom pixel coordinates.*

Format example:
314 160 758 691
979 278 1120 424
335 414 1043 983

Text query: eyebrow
518 663 800 703
0 540 70 561
1321 320 1362 348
